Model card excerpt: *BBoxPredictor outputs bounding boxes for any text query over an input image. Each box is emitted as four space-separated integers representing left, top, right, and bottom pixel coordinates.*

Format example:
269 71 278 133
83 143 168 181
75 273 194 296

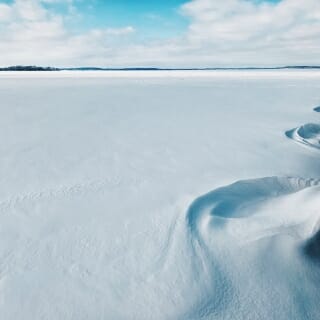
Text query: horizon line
1 65 320 71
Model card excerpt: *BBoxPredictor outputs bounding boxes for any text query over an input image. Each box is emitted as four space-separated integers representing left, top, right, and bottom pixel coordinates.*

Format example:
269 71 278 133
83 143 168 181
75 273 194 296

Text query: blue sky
0 0 281 38
0 0 319 67
73 0 189 40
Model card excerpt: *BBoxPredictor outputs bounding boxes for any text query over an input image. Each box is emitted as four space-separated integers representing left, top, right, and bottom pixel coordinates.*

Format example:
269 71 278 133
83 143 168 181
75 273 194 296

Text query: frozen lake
1 71 320 319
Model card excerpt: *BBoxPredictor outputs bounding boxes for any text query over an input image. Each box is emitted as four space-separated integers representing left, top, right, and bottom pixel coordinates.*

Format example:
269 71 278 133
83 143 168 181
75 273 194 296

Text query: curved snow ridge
186 176 320 245
178 176 320 319
285 123 320 150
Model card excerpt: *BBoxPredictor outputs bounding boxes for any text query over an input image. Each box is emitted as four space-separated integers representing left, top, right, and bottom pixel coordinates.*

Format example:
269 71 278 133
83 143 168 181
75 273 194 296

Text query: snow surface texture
0 71 320 320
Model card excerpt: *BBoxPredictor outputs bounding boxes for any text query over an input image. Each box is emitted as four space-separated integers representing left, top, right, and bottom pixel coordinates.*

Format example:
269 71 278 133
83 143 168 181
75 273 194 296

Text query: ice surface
0 71 320 320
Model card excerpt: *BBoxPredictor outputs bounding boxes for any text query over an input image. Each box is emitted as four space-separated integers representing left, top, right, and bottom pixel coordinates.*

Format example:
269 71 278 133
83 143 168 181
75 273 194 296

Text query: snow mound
285 123 320 149
186 176 320 245
180 176 320 319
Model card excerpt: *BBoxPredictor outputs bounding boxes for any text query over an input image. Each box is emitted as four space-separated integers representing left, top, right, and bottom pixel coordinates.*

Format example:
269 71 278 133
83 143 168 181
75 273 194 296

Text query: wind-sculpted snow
169 103 320 319
290 112 320 264
187 177 320 239
285 123 320 150
181 176 320 319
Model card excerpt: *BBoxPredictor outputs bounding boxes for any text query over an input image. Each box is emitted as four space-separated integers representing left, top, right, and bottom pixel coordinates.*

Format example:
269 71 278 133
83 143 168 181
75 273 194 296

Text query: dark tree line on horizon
0 66 60 71
0 65 319 71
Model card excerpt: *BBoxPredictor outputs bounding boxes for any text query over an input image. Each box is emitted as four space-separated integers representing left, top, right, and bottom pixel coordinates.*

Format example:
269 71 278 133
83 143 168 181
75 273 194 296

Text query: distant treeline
0 65 320 71
63 66 320 71
0 66 60 71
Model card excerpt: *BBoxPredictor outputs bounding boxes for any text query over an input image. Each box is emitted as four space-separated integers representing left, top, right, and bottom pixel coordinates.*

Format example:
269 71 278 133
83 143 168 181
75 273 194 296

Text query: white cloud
0 0 319 67
99 26 135 36
0 0 135 66
0 3 13 22
177 0 320 66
